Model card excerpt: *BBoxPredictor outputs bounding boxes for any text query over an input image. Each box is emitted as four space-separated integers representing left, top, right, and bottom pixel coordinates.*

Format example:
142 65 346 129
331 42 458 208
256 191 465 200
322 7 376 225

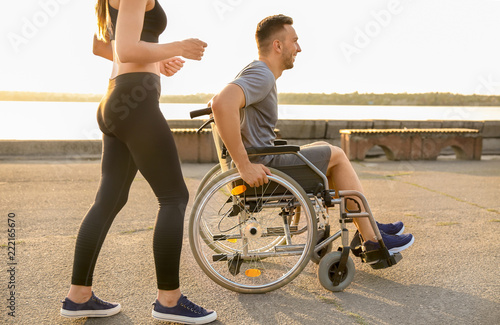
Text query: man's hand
237 162 272 187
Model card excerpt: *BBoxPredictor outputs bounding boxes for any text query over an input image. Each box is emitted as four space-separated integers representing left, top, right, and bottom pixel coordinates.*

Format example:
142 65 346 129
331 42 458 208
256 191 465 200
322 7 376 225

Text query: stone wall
275 120 500 155
1 120 499 162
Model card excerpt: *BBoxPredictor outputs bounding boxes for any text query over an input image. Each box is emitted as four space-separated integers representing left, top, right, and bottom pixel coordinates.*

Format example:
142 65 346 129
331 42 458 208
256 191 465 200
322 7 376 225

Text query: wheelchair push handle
190 107 214 133
190 107 213 119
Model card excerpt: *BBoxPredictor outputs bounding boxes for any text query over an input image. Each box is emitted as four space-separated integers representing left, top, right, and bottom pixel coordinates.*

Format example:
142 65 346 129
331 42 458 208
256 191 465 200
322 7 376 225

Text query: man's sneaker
363 231 415 254
152 295 217 324
376 221 404 235
350 221 405 256
60 292 121 318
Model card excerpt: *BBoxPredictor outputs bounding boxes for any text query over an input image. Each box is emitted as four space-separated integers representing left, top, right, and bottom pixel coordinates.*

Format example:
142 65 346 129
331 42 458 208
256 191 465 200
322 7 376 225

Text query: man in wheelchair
210 14 414 255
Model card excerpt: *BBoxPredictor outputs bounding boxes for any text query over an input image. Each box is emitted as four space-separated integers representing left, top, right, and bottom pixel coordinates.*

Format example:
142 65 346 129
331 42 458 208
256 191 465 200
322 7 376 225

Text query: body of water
1 101 499 140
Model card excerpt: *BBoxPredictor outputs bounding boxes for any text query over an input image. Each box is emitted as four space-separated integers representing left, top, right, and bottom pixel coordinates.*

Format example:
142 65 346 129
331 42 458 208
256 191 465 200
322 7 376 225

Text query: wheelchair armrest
246 145 300 156
274 139 288 146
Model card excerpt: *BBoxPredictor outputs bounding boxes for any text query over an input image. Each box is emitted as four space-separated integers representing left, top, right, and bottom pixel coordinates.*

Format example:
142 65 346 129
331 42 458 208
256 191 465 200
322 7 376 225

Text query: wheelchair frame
188 108 402 293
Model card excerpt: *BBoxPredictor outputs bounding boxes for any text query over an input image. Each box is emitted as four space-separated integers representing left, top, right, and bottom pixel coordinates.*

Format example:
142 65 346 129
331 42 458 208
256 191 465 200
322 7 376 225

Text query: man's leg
305 142 378 242
270 141 412 252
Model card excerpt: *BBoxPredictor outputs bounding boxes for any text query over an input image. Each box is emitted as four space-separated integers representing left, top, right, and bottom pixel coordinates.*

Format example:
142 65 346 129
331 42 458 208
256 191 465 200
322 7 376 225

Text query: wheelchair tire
318 251 355 292
195 164 222 197
189 168 317 293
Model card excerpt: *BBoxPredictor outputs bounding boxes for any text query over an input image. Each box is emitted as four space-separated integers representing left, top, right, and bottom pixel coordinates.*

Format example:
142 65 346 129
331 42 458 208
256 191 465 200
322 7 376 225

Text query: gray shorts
266 145 331 176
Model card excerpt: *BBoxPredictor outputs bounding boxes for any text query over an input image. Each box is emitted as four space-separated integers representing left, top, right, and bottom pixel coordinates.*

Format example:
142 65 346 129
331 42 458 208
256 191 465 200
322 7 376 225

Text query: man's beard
282 50 295 70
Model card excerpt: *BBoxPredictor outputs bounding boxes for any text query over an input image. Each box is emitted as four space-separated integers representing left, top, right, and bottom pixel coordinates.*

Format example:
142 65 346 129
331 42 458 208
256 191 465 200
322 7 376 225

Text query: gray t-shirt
230 60 277 164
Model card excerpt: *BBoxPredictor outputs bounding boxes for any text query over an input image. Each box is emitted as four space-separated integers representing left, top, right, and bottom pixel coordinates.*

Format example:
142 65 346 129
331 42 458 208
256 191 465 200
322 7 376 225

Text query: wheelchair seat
244 145 328 195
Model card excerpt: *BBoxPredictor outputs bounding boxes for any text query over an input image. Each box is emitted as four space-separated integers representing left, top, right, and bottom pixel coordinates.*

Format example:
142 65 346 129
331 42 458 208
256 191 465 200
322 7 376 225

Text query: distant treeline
0 91 214 104
278 92 500 106
1 91 499 106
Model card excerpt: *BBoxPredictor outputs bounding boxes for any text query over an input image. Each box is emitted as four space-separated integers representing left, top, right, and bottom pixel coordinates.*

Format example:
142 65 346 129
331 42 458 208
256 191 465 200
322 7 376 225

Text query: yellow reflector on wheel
231 185 247 195
227 238 237 243
245 269 261 277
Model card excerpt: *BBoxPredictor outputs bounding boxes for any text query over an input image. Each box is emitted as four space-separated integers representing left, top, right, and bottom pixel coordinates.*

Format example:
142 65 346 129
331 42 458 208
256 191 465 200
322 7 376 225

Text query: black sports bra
108 0 167 43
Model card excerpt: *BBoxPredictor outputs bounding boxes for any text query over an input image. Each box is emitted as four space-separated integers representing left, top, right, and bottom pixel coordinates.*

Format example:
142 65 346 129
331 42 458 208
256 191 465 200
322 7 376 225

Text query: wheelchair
188 108 403 294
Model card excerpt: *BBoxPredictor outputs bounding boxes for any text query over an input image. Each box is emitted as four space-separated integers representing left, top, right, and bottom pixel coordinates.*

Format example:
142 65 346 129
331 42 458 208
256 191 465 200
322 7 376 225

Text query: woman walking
60 1 216 323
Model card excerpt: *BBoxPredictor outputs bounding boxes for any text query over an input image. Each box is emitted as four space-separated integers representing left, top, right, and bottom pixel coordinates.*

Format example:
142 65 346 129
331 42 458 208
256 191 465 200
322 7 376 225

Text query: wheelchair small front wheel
318 251 355 292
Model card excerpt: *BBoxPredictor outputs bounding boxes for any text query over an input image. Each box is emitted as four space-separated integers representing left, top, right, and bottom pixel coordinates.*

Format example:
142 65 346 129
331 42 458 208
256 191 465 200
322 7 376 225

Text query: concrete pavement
1 156 499 324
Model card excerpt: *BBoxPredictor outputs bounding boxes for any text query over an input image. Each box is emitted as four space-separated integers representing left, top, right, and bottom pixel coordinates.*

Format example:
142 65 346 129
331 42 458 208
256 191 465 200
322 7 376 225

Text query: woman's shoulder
108 0 156 10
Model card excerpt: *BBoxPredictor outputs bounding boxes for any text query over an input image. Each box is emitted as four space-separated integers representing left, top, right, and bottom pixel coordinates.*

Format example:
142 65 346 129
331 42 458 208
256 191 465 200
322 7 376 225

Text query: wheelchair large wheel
189 168 317 293
195 164 222 197
318 251 355 292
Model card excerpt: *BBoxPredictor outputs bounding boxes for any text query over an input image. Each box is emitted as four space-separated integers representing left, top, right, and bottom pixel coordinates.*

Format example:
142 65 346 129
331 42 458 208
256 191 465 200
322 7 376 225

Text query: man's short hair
255 14 293 55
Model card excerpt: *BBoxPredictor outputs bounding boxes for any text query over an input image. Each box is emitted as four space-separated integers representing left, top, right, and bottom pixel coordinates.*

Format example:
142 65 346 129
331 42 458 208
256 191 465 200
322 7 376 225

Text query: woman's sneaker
152 295 217 324
60 292 121 318
376 221 404 235
363 232 415 254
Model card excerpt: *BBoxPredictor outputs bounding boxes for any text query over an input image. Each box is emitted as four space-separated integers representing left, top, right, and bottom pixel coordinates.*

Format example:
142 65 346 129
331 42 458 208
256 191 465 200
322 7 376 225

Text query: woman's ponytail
95 0 110 42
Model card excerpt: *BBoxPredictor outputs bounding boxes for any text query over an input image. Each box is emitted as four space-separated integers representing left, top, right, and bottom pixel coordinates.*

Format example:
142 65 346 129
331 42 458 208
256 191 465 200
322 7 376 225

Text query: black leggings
71 72 188 290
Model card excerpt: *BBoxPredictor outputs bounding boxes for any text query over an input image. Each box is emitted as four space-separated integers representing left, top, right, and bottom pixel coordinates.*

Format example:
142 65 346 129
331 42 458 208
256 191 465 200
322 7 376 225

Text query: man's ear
273 39 282 53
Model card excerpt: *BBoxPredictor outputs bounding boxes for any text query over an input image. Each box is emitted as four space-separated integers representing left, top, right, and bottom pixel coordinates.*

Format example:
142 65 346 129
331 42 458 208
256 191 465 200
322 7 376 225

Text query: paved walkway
1 157 499 324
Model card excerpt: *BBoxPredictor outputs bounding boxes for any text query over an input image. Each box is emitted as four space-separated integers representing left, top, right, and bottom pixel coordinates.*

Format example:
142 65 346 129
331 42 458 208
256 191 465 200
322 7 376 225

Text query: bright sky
1 0 500 96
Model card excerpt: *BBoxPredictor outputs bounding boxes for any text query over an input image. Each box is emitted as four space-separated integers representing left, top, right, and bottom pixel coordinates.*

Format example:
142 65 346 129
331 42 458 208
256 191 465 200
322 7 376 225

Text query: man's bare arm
211 84 271 187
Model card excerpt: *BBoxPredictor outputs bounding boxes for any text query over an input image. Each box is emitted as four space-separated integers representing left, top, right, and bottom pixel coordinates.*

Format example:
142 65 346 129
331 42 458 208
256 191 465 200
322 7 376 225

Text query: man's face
281 24 301 70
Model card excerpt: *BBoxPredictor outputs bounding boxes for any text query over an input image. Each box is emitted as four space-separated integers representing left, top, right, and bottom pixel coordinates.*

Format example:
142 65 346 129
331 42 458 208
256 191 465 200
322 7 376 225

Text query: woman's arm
115 0 206 64
92 34 113 61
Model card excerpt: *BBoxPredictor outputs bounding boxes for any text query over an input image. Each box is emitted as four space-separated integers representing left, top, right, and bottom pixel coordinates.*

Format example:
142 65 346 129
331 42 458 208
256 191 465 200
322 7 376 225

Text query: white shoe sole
388 235 414 254
60 304 121 318
152 309 217 324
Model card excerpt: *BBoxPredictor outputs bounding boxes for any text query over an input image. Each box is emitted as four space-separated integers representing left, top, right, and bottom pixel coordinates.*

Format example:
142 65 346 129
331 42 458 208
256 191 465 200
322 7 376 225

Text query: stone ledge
1 120 498 162
0 129 217 163
340 128 480 134
340 128 482 160
0 140 102 158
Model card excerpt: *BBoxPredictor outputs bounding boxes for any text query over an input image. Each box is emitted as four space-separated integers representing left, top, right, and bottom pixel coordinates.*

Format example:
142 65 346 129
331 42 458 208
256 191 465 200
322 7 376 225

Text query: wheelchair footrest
360 249 403 269
350 230 363 257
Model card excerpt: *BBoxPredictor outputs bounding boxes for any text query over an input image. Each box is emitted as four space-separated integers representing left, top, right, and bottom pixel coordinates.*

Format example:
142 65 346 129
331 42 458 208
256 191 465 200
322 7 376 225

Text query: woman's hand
180 38 207 60
93 34 113 61
160 57 185 77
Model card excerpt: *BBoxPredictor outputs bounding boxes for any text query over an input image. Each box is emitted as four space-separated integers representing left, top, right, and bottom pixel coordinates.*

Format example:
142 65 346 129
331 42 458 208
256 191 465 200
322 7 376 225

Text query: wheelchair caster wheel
318 251 355 292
